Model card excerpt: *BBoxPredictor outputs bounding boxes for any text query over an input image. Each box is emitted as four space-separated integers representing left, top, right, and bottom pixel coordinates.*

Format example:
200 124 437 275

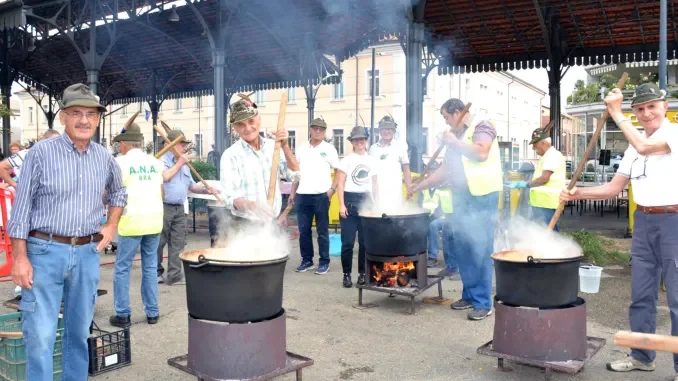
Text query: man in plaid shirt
219 94 299 235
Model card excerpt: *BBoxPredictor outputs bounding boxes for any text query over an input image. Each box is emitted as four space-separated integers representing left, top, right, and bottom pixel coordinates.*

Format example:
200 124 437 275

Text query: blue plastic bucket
329 234 341 257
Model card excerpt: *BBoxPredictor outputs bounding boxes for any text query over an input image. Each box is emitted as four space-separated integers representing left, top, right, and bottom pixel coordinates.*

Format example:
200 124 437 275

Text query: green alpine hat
529 127 550 145
167 129 190 144
378 115 397 129
310 117 327 129
631 83 667 107
347 126 369 141
114 123 144 142
230 93 258 125
58 83 106 112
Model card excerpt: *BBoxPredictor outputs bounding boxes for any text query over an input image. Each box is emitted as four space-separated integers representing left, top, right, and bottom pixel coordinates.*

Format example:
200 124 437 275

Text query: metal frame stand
356 275 444 314
167 352 313 381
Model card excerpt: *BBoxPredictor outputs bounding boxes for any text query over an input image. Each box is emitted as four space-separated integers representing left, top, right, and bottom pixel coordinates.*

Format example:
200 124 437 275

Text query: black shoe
357 273 366 285
450 299 473 310
147 316 159 325
343 273 353 288
109 315 131 328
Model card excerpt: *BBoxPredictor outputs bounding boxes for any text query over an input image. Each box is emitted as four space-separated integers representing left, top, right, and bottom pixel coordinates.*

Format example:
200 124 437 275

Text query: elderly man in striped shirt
220 94 299 234
7 84 127 380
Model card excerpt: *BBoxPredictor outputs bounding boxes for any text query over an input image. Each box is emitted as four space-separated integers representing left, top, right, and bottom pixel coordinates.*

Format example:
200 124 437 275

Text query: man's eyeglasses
629 155 648 180
62 110 101 120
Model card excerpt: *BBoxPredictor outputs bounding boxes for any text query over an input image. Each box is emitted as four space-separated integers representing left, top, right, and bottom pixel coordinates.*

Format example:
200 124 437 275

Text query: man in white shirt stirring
560 83 678 378
289 117 339 274
369 115 412 211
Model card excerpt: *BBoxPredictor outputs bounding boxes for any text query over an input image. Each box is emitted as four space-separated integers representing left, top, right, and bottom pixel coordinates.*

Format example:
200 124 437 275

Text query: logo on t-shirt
380 153 388 160
320 152 327 157
351 164 370 185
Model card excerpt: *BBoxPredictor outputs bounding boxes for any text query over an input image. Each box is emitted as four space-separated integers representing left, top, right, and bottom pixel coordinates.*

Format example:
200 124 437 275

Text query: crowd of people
2 80 677 380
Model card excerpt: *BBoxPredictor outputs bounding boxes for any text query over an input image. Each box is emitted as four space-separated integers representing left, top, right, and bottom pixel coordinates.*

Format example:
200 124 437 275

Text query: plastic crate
87 322 131 376
0 312 64 381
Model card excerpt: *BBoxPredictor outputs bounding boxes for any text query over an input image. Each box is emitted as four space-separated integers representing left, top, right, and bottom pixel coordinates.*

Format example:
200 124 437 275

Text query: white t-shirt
369 140 409 208
338 152 378 193
616 119 678 207
541 146 563 172
296 141 339 194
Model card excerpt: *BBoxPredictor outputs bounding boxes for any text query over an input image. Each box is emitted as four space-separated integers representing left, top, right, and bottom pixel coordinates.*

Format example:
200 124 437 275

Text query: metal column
548 69 561 150
213 49 226 158
87 69 101 143
150 71 159 154
370 48 376 145
659 0 668 90
405 23 424 174
305 82 315 139
0 29 10 155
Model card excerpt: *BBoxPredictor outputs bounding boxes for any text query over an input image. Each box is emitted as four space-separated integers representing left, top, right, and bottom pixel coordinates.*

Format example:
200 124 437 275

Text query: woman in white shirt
336 126 379 288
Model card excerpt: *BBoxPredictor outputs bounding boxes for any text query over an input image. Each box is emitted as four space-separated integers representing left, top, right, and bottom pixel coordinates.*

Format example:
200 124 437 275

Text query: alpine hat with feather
230 93 259 125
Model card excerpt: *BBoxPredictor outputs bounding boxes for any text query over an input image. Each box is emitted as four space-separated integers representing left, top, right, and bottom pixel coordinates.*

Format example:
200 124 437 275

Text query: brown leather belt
636 205 678 214
29 231 103 246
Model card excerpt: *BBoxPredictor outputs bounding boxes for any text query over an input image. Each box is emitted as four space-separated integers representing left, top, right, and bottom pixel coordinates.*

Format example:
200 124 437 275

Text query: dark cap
378 115 397 129
58 84 106 112
114 123 144 143
310 117 327 129
631 83 667 107
529 127 551 145
347 126 369 141
167 130 190 144
230 93 258 124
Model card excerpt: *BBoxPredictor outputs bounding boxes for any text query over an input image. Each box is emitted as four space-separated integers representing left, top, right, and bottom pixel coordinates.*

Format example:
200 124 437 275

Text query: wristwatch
330 187 336 193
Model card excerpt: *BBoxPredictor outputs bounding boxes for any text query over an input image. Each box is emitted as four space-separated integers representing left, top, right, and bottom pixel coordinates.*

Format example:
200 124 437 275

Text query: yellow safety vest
422 189 454 214
460 122 503 196
422 190 440 214
116 149 164 236
529 148 566 209
438 189 453 214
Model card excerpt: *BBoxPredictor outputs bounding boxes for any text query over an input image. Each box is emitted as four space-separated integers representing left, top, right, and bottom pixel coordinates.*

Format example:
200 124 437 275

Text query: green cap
58 84 106 112
310 117 327 129
230 93 258 125
167 130 190 144
631 82 667 107
347 126 369 141
378 115 397 129
114 123 144 143
529 127 550 145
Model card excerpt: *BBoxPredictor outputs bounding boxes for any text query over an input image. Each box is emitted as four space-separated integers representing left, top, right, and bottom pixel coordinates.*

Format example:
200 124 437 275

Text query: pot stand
167 353 314 381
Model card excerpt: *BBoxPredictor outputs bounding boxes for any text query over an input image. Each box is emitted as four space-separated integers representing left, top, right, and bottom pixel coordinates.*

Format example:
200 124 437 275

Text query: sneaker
109 315 131 328
606 355 656 372
357 273 366 285
450 299 473 310
438 268 459 278
315 263 329 275
343 273 353 288
157 276 164 284
468 308 493 320
147 316 159 325
295 261 315 272
427 259 438 268
166 276 185 286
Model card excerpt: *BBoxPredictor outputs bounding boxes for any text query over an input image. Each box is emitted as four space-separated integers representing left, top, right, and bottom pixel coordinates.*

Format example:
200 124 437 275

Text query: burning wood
372 261 415 287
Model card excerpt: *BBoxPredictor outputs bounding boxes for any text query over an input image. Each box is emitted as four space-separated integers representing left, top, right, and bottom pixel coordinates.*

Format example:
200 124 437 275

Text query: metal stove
168 309 314 380
355 252 444 314
477 297 605 381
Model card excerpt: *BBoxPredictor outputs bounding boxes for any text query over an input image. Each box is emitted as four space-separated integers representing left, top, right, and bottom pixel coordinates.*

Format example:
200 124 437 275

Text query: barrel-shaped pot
492 250 583 308
179 249 289 323
360 209 430 256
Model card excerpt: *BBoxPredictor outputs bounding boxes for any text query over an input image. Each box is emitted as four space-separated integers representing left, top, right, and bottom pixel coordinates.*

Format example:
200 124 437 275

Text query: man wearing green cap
157 129 214 285
561 82 678 378
7 83 127 380
289 117 339 274
505 126 565 231
220 94 299 230
109 124 164 328
369 115 412 211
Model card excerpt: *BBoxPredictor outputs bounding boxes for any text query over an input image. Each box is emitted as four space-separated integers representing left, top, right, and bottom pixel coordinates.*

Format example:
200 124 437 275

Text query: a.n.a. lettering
129 165 158 180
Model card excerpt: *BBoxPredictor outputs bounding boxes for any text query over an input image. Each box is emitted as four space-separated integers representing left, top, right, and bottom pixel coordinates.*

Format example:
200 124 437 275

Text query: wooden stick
154 135 185 159
152 125 224 204
276 202 294 224
614 331 678 353
267 92 289 208
547 72 629 231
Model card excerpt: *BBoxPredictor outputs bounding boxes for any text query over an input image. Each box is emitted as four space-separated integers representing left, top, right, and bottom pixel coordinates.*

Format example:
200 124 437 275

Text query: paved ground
1 225 676 381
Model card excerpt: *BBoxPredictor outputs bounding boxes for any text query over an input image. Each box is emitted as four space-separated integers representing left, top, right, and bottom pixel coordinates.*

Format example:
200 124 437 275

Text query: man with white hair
505 127 565 231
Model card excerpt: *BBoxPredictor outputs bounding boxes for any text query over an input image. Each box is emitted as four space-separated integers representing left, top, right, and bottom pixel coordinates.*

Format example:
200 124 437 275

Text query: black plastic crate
87 322 131 376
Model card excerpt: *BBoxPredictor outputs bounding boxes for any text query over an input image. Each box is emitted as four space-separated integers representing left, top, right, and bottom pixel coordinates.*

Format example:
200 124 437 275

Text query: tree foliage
568 72 664 105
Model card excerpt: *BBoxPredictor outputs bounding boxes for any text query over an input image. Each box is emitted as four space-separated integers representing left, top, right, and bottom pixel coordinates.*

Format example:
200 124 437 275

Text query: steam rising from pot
211 217 291 262
495 216 583 260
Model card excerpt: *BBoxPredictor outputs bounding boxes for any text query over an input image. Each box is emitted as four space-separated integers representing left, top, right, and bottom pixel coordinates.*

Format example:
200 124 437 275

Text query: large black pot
360 209 429 256
492 250 583 308
179 249 289 323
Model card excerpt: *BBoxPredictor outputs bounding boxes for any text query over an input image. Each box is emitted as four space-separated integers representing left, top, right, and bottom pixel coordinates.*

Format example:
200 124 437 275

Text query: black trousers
207 207 229 248
340 192 370 274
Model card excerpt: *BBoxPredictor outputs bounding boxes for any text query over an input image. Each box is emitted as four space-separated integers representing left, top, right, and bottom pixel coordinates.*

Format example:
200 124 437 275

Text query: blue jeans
428 217 457 271
531 206 559 232
19 236 101 381
114 234 160 318
450 191 499 310
296 193 330 265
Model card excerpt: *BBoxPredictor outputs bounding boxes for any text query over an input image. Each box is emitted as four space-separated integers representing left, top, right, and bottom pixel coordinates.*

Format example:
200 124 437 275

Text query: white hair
544 137 552 144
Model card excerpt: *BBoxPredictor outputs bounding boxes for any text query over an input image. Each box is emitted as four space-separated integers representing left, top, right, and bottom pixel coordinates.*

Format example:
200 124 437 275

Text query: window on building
496 91 503 97
288 130 296 153
122 105 128 115
333 82 344 100
194 133 203 157
523 140 528 157
512 147 520 170
28 107 33 124
422 128 429 154
194 97 202 109
139 102 143 113
174 98 182 111
288 88 296 103
333 129 344 155
256 91 265 104
367 69 380 97
41 105 47 124
498 135 503 142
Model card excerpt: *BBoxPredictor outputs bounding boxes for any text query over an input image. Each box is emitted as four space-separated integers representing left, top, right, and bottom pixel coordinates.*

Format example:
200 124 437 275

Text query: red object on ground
0 188 16 278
